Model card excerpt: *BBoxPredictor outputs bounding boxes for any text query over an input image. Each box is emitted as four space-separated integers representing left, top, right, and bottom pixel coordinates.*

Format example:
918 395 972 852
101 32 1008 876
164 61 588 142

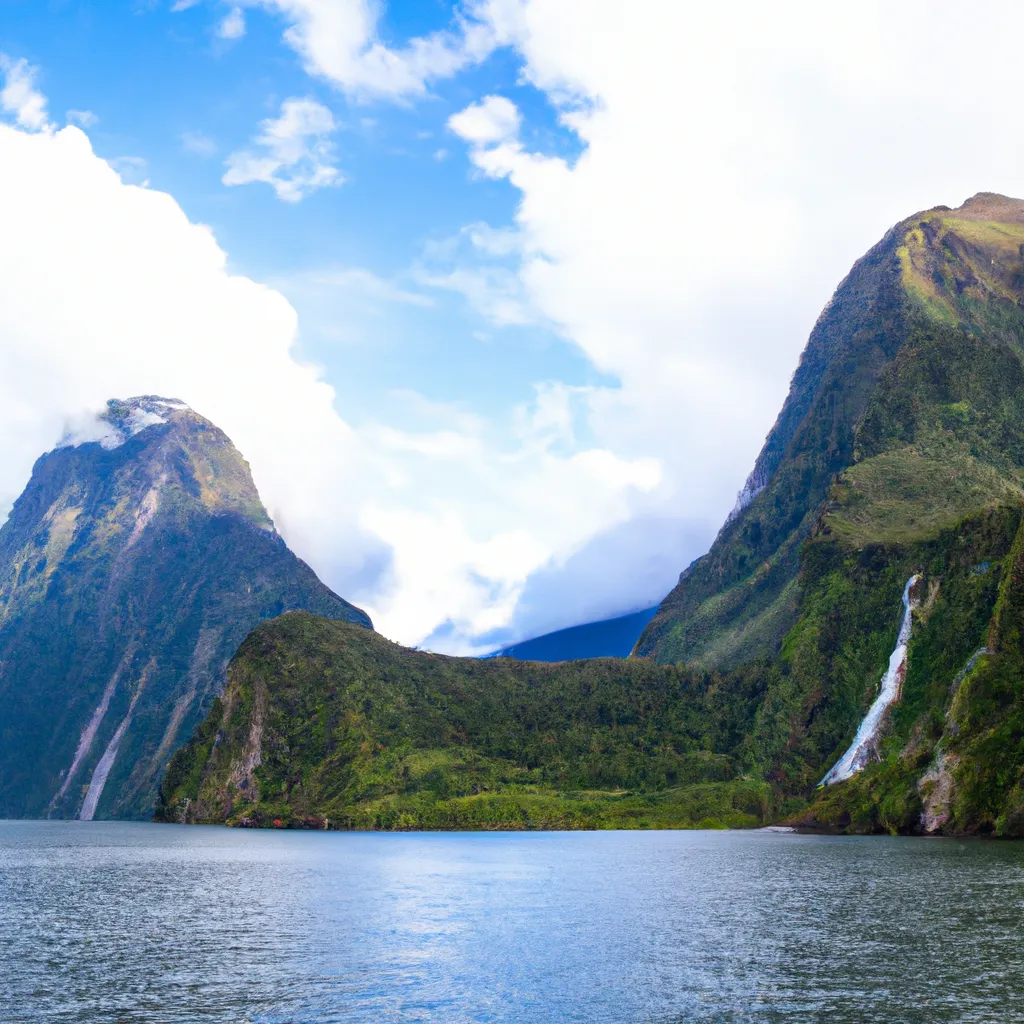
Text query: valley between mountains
10 193 1024 836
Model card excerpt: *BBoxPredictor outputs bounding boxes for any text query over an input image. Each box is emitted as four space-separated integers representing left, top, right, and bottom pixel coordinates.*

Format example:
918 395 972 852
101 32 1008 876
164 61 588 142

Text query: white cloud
217 6 247 39
107 155 149 186
448 94 519 144
66 109 98 128
0 119 660 653
0 56 52 133
223 97 341 201
236 0 499 99
181 130 217 157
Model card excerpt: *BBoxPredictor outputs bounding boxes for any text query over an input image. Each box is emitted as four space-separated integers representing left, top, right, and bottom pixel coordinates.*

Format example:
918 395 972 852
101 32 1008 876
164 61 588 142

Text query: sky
2 1 1024 653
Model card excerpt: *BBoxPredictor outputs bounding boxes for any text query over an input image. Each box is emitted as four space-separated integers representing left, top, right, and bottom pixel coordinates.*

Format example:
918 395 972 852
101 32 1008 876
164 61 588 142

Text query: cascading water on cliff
820 575 920 786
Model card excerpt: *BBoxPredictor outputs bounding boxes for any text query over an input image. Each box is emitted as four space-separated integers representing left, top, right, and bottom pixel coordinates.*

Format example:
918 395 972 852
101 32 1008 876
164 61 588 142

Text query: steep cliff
0 396 370 820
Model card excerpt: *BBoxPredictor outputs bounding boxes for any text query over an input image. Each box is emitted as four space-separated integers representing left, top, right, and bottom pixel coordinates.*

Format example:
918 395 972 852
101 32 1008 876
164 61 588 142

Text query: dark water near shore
3 822 1024 1022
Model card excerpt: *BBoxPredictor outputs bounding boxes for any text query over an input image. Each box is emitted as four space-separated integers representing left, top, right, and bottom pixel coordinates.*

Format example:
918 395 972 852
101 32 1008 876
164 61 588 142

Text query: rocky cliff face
0 396 370 821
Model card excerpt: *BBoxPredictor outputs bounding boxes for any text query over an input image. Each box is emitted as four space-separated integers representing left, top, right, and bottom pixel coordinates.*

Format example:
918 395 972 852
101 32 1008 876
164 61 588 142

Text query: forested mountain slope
637 192 1024 671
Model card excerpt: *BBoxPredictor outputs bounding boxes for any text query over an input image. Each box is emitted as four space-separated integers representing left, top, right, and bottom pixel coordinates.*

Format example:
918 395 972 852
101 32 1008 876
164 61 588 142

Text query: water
3 823 1024 1023
821 575 919 786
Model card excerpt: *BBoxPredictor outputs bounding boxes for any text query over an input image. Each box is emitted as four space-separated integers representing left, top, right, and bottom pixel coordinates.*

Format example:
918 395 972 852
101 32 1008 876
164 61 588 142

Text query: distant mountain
486 607 657 661
0 396 370 821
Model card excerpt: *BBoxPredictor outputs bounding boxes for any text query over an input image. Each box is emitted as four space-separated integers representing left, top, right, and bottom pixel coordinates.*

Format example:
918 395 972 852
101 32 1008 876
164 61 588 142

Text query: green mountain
160 193 1024 836
637 191 1024 670
0 396 370 821
631 191 1024 833
157 612 775 830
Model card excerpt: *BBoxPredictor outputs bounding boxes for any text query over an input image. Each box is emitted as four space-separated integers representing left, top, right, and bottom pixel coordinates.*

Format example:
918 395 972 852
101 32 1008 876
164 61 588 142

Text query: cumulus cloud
217 6 247 39
107 155 149 186
236 0 499 98
448 94 519 144
223 97 341 201
0 118 660 652
0 56 52 133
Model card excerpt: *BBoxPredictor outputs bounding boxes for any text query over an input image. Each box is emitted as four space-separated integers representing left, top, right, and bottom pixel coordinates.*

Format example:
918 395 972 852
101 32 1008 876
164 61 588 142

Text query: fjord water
4 824 1023 1023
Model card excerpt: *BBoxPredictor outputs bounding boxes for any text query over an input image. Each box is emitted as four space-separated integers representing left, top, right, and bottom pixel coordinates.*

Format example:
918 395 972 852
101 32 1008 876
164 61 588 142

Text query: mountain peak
101 395 191 444
948 191 1024 223
60 395 195 451
53 395 272 531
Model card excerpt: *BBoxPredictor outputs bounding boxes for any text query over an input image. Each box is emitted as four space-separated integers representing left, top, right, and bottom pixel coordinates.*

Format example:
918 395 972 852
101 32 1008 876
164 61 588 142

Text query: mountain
160 193 1024 836
631 191 1024 833
637 191 1024 670
0 396 370 821
486 607 657 661
157 612 773 831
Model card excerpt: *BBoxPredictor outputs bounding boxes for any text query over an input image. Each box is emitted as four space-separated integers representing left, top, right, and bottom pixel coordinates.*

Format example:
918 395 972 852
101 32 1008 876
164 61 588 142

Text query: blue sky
2 1 1024 652
0 1 594 423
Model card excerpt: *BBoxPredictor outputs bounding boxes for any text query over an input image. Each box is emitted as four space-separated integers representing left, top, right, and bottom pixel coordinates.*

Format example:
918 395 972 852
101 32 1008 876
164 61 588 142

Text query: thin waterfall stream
820 574 920 786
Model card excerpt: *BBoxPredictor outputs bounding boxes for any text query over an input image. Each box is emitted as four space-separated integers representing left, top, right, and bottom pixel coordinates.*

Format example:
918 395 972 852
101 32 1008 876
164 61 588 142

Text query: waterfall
78 712 132 821
820 575 920 786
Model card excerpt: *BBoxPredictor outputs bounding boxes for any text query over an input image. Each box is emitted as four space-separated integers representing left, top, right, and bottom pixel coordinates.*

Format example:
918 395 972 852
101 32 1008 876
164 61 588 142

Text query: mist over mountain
0 397 369 821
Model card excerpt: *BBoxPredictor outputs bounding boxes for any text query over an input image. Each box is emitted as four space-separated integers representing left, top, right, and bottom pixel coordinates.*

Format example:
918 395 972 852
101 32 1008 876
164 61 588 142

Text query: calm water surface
3 822 1024 1023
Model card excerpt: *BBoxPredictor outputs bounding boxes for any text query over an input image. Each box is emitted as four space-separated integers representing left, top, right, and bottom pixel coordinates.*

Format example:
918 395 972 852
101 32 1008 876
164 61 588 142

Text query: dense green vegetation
158 613 778 830
159 505 1024 834
802 507 1024 835
0 397 369 821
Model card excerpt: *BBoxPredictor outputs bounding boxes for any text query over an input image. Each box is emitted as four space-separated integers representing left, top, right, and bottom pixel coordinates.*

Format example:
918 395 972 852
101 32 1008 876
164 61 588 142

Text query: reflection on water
3 822 1024 1022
